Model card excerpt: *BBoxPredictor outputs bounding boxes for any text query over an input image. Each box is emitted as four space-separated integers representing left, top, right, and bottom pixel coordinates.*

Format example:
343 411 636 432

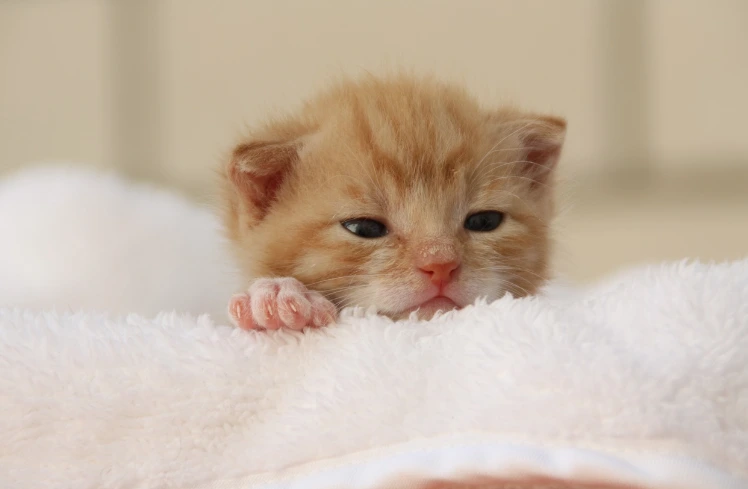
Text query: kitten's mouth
405 296 459 320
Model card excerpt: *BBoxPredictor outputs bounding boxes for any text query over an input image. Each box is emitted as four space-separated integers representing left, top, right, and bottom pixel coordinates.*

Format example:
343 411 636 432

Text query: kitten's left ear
509 115 567 189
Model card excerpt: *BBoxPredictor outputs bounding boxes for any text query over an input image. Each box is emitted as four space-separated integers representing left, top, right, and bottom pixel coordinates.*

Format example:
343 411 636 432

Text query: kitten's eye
464 211 504 232
341 218 388 238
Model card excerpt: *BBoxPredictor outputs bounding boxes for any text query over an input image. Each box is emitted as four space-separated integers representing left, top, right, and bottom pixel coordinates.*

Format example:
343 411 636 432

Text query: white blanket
1 166 747 488
2 259 747 489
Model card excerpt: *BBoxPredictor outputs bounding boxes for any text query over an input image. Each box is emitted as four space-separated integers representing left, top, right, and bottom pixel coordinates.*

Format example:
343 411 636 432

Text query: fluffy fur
220 75 566 327
2 259 747 488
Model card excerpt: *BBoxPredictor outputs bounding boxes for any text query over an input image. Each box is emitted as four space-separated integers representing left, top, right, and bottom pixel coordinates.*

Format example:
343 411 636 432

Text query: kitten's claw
228 277 337 331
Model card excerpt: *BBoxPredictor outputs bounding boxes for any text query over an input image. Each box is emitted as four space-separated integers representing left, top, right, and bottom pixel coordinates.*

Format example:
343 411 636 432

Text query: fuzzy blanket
2 259 747 489
1 166 747 488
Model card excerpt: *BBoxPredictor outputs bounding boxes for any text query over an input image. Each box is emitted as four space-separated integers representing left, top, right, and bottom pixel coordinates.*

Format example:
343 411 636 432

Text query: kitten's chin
397 296 459 321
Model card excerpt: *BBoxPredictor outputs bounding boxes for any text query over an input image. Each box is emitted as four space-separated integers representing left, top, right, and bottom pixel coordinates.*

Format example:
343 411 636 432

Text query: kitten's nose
419 260 460 286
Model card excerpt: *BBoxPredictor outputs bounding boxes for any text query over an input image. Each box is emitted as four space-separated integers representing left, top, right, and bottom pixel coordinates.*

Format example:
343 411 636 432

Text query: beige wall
0 1 113 172
651 0 748 168
1 0 747 281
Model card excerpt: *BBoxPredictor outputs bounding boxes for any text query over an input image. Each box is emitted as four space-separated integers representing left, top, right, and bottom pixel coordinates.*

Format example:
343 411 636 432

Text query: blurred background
1 0 746 283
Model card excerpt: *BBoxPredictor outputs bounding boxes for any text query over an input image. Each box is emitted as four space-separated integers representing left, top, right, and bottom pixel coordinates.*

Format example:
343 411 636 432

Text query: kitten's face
222 76 565 319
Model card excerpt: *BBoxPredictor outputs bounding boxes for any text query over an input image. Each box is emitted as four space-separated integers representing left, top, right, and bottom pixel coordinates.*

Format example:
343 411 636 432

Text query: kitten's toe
276 282 313 330
246 277 314 330
248 279 284 330
228 293 258 330
239 277 334 330
307 291 337 328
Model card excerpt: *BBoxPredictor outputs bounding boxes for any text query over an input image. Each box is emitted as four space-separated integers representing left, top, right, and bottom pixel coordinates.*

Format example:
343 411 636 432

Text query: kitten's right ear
226 139 300 221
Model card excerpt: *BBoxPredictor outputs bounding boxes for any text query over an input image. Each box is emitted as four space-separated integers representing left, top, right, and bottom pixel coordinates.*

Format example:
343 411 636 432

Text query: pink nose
419 260 460 286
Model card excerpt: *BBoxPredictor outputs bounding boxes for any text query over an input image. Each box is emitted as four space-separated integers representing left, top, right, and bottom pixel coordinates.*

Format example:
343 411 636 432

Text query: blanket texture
2 259 747 489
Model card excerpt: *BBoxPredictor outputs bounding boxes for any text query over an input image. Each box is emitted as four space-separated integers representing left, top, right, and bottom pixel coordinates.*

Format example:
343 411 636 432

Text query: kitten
220 74 565 330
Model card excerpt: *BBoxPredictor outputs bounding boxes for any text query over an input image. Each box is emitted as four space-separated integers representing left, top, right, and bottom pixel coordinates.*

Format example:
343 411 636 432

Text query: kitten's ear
226 139 300 221
511 115 566 189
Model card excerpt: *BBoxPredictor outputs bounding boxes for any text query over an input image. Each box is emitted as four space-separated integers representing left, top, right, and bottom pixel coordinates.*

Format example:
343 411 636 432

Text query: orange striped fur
220 74 565 319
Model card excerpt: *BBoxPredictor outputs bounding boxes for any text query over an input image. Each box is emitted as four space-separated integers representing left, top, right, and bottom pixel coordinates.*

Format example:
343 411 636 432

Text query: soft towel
1 259 747 489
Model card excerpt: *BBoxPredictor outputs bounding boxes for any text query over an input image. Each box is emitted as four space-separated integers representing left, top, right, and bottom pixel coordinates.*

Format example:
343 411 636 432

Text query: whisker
472 263 549 285
469 272 539 290
473 276 533 298
320 284 373 295
505 266 549 283
471 265 516 273
304 272 389 287
506 282 532 297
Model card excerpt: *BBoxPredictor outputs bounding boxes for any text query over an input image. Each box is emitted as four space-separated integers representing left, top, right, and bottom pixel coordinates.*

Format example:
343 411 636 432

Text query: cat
219 74 565 330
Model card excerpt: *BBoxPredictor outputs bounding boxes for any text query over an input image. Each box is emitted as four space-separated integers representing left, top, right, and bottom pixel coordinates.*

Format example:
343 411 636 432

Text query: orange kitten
220 74 565 330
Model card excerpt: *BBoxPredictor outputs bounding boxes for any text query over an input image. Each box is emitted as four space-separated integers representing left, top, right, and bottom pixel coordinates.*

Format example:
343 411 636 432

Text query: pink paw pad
228 277 337 331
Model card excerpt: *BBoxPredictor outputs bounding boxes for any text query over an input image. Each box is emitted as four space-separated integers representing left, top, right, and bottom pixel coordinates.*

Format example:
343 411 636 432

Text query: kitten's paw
228 277 337 331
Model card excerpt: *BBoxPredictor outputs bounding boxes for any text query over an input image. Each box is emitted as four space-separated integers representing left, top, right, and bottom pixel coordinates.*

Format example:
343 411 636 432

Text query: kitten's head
221 75 565 319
